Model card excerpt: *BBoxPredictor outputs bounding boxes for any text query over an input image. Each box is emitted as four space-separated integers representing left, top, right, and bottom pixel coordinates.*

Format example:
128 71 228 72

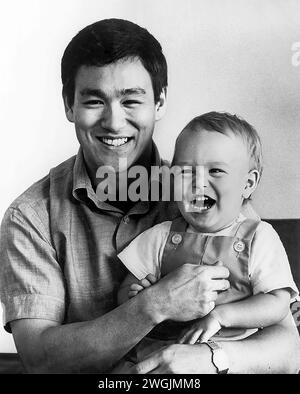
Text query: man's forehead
75 59 151 86
73 62 154 101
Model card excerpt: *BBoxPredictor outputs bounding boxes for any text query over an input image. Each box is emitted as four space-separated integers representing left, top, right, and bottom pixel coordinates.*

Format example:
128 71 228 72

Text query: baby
117 111 298 361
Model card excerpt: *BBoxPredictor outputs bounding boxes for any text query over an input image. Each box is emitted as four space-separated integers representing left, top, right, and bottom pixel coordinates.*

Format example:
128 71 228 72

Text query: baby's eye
179 167 194 175
209 168 226 176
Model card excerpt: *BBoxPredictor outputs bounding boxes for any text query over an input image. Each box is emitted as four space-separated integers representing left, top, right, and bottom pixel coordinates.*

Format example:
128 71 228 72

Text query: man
0 19 299 374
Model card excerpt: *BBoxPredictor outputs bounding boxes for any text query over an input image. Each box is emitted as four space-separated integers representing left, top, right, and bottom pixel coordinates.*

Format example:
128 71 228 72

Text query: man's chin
95 156 135 173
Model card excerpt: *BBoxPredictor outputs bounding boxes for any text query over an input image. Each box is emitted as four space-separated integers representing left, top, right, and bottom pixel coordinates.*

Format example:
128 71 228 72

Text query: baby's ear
243 170 260 199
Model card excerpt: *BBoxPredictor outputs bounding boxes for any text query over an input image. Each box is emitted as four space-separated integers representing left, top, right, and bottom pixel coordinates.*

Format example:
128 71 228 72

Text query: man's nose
100 103 126 133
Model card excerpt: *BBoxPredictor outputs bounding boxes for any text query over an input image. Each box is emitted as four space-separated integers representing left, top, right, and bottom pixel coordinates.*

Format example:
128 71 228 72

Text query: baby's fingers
177 331 188 344
130 283 144 292
177 328 203 344
128 290 139 298
198 322 221 343
145 274 157 285
189 330 205 344
198 331 213 343
139 278 152 288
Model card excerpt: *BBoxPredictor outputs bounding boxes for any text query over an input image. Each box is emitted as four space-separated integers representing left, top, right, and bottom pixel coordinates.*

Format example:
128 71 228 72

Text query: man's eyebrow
79 87 146 97
79 88 104 97
119 88 146 95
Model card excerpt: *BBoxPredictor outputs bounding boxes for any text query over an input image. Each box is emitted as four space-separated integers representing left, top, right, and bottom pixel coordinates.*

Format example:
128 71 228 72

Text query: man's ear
243 169 260 199
155 88 167 121
63 94 74 123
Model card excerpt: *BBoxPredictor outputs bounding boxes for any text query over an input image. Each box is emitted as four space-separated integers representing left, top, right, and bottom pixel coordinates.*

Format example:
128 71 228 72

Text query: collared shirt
0 144 178 331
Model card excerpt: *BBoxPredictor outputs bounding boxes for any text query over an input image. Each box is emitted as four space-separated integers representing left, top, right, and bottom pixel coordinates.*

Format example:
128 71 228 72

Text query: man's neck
84 144 154 213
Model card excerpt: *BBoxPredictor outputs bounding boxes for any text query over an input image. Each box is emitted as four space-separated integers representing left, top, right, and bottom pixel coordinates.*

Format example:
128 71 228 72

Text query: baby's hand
128 274 158 298
177 313 222 344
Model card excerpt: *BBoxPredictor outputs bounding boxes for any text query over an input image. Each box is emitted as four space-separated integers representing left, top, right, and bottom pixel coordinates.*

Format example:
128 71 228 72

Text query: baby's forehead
178 125 247 148
174 126 251 163
181 124 235 137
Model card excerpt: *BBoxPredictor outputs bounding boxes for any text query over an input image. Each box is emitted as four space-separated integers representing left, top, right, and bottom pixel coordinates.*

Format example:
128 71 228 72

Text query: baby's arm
117 222 170 305
117 272 158 305
178 288 291 344
211 288 290 328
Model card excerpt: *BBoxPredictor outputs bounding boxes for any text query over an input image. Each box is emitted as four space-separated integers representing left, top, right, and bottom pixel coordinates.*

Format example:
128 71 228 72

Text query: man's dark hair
61 18 168 106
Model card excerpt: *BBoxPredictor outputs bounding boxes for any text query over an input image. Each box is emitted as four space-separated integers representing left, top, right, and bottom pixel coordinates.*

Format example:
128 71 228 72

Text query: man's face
174 129 257 233
65 58 166 174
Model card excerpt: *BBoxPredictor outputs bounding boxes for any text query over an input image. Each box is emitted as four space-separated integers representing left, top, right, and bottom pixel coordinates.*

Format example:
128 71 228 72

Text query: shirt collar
72 148 94 199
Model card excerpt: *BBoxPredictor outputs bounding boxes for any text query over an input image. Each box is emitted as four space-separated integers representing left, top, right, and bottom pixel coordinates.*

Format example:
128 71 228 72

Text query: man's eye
84 100 104 106
123 100 141 106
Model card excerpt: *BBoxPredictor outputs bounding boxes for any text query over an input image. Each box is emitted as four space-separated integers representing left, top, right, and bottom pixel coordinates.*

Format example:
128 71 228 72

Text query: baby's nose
194 165 208 189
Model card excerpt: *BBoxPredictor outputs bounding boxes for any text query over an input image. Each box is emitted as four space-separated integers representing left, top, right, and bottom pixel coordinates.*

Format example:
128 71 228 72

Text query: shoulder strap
234 218 261 240
169 216 188 232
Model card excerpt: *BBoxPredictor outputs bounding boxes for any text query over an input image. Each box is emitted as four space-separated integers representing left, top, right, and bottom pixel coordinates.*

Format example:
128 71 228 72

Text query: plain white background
0 0 300 352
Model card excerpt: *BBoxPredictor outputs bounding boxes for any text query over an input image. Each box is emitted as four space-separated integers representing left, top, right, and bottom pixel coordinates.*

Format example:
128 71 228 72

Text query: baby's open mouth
97 137 133 147
191 195 216 211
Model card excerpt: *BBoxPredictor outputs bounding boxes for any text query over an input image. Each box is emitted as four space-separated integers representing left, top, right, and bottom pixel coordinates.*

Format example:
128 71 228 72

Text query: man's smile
97 136 134 148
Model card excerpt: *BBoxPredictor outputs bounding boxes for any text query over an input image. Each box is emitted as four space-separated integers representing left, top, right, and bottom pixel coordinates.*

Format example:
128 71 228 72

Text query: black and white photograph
0 0 299 377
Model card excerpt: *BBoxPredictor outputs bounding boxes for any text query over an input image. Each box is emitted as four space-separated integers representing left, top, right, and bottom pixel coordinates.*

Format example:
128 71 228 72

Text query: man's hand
177 313 222 344
147 263 230 324
129 343 217 374
128 274 158 298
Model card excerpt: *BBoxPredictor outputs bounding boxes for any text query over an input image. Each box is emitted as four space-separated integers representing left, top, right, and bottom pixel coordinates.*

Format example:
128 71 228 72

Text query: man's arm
11 263 230 373
11 292 158 374
131 312 300 374
221 313 300 374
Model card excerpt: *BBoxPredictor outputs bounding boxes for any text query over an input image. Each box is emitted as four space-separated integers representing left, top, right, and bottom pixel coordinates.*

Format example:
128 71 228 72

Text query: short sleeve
117 221 172 280
249 221 299 300
0 206 66 332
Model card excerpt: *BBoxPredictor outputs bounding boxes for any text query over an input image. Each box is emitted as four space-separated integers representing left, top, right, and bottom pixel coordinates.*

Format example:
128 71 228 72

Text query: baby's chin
188 221 232 234
188 220 220 233
180 207 239 233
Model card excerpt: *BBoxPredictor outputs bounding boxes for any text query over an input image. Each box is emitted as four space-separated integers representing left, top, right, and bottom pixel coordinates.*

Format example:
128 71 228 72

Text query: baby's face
173 128 257 233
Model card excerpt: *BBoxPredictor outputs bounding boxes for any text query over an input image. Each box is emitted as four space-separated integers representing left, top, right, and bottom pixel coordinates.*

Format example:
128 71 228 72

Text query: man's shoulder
8 155 76 215
49 154 77 183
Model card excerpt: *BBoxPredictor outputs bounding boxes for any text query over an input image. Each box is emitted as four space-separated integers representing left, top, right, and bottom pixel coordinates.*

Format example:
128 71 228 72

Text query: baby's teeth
192 205 206 211
194 196 206 201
